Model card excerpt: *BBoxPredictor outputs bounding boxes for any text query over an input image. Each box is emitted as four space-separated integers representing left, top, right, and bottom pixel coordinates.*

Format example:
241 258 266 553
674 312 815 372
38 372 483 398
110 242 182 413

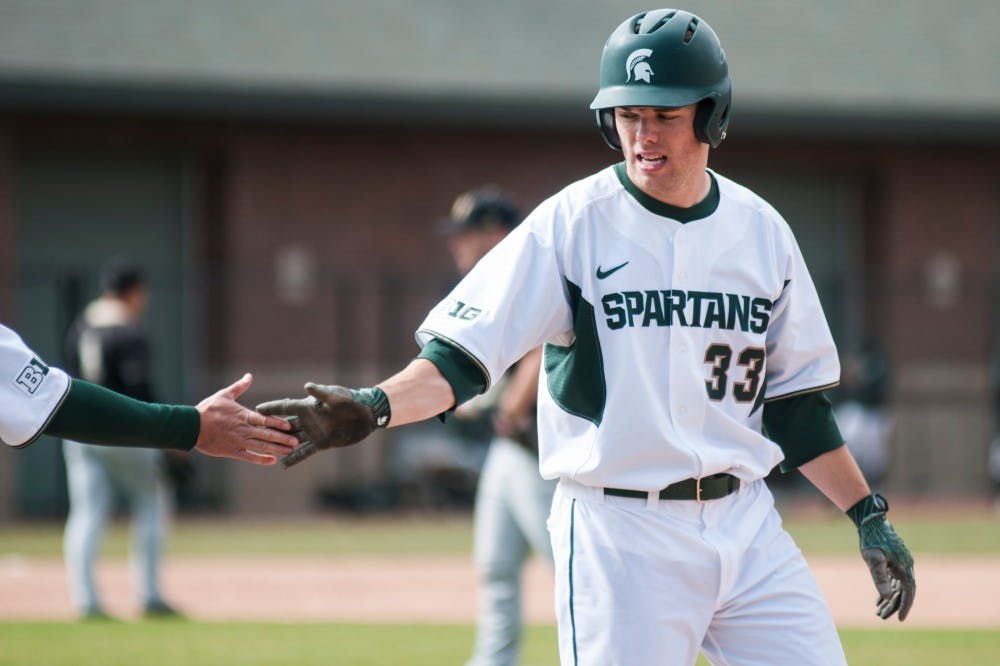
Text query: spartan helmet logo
625 48 654 83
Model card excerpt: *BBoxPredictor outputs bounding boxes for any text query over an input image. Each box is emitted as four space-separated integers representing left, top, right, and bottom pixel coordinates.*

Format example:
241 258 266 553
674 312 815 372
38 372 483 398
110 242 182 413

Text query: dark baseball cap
440 187 521 235
100 260 146 296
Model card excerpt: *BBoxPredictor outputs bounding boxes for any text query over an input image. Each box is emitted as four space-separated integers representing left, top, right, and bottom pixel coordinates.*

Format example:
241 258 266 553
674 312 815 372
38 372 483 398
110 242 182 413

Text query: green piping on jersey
544 279 607 426
614 162 719 223
763 389 844 471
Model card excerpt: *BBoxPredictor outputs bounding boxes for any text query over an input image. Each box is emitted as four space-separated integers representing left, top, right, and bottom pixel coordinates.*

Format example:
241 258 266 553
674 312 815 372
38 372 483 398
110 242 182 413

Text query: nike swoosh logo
596 261 630 280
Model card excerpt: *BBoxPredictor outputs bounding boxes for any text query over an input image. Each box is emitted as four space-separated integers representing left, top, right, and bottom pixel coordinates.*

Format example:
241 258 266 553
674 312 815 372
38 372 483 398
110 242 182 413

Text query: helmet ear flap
694 98 731 148
596 108 621 150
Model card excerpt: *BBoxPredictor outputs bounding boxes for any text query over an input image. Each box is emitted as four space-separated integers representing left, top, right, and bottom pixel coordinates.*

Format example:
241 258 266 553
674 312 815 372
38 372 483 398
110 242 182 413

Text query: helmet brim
589 84 720 111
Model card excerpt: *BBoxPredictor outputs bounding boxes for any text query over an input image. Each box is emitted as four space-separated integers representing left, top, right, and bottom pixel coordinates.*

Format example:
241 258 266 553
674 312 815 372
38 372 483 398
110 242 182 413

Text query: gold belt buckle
695 477 703 503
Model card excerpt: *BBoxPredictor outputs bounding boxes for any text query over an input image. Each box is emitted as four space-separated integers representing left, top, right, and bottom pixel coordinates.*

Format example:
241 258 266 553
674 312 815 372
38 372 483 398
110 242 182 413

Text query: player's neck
626 166 712 210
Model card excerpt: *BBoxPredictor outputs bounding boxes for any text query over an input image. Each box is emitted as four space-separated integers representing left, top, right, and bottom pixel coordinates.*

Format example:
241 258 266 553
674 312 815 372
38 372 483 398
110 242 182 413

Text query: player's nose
636 118 658 143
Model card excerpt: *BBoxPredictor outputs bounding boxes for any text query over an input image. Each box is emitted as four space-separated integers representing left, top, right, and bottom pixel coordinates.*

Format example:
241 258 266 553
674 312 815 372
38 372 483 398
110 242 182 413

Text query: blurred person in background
834 344 892 486
991 351 1000 512
444 188 557 666
61 262 179 619
990 435 1000 512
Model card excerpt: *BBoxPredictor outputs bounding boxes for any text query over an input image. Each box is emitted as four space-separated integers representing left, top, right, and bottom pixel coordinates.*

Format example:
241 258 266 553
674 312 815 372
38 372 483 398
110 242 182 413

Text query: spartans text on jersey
601 289 773 333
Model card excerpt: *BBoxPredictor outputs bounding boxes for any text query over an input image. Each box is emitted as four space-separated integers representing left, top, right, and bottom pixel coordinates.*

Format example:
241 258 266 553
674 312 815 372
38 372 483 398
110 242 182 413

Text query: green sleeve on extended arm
44 379 200 451
763 390 844 472
417 338 488 413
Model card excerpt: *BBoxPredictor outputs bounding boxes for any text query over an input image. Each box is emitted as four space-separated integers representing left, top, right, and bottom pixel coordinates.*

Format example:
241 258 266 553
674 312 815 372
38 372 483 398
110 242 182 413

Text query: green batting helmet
590 9 732 149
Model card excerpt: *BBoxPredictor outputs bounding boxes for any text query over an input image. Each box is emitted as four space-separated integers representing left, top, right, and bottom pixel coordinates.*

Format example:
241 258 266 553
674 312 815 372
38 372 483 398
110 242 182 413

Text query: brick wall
1 114 997 513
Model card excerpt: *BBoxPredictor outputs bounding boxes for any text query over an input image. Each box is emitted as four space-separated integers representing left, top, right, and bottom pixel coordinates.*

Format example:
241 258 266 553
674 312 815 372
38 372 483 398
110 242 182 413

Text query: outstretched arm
380 359 457 427
257 359 457 469
45 374 297 465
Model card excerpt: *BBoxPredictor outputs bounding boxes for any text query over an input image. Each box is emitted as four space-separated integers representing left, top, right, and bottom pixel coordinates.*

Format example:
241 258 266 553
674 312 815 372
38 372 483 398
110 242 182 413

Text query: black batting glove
256 383 390 469
847 493 916 621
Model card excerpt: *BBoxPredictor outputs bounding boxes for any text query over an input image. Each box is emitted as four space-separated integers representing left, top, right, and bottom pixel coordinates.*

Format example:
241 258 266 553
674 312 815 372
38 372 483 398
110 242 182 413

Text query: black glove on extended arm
847 493 916 621
256 383 390 469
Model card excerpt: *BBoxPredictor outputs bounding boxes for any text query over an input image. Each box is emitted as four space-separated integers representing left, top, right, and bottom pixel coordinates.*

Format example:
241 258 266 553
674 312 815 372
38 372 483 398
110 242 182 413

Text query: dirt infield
1 554 997 628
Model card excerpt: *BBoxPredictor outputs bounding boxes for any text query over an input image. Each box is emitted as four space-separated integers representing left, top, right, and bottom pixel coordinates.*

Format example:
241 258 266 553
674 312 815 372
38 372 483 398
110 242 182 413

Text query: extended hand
194 373 299 465
256 383 390 469
848 494 916 621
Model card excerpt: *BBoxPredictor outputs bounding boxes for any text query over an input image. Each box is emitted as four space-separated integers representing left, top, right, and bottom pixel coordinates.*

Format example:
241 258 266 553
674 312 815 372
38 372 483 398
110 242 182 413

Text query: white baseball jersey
417 165 839 490
0 323 71 448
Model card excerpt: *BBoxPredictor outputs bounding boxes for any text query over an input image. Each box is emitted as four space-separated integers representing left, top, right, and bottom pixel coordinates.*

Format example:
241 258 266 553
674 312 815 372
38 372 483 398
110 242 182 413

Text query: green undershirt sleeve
44 379 200 451
763 390 844 472
417 338 488 416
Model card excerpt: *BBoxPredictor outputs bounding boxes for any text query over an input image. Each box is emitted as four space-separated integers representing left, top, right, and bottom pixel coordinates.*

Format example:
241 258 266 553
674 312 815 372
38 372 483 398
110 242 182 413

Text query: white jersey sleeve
763 222 840 401
417 203 573 387
0 324 72 447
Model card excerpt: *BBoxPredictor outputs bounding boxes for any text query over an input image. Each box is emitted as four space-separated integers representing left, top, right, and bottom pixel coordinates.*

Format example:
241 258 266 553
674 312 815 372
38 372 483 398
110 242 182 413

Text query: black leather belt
604 473 740 502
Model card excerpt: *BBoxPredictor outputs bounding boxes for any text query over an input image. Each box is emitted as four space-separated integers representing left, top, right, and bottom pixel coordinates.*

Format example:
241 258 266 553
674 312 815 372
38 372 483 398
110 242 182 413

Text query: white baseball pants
63 440 171 614
548 478 846 666
467 437 557 666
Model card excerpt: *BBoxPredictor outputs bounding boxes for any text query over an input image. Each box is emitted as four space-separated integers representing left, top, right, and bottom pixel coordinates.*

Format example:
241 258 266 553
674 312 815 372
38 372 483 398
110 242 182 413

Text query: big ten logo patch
14 357 50 396
438 298 483 321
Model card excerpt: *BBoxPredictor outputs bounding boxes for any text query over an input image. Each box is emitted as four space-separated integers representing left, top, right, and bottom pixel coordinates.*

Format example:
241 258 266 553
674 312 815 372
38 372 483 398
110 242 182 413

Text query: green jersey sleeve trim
44 379 200 451
614 162 719 223
762 389 844 472
416 329 492 388
417 337 489 410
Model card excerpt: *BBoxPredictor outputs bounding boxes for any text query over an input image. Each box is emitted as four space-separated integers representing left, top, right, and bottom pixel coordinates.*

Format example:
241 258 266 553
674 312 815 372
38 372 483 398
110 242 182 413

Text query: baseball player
442 188 558 666
1 322 296 462
62 264 182 618
259 8 915 665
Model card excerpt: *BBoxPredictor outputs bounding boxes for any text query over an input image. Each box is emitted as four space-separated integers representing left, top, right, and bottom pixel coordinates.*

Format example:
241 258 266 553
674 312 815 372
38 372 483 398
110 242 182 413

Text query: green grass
0 622 996 666
0 516 474 559
0 622 547 666
1 511 998 559
783 513 1000 556
841 629 1000 665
